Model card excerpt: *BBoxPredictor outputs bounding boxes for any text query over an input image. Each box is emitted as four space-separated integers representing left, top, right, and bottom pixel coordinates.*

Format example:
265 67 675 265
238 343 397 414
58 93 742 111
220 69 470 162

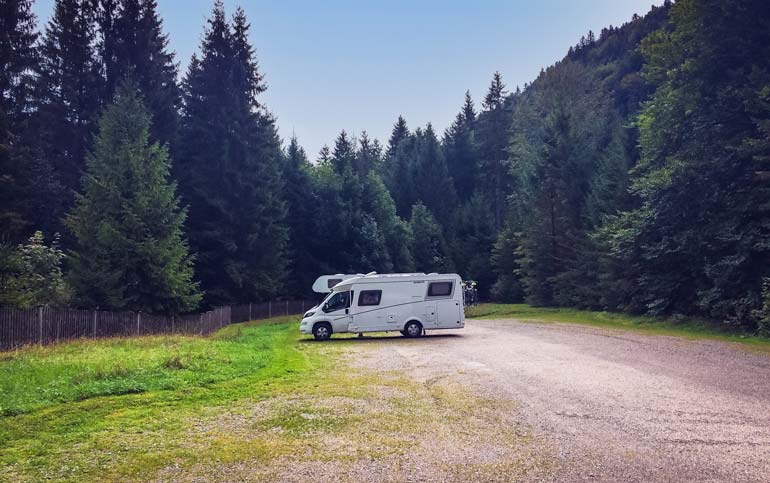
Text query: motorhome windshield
323 290 350 312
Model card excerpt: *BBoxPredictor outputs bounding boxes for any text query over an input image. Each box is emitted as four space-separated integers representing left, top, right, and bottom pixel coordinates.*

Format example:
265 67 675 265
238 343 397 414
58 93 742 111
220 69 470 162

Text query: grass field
466 303 770 350
0 316 333 481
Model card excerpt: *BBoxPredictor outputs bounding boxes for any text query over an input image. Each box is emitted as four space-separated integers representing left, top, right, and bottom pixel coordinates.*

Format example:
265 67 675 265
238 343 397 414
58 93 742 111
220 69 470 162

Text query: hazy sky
32 0 662 158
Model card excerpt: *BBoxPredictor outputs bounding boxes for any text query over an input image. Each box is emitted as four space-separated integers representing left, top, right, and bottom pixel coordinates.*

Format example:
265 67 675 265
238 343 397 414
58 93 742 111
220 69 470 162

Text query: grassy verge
466 303 770 350
0 316 332 482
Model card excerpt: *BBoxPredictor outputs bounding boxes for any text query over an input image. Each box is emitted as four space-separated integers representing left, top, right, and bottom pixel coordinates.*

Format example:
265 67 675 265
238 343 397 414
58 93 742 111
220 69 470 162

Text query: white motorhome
300 273 465 340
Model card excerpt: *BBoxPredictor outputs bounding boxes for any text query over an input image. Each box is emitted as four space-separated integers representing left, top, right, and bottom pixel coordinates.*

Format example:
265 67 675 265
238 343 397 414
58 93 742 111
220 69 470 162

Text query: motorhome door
321 290 352 333
426 280 458 327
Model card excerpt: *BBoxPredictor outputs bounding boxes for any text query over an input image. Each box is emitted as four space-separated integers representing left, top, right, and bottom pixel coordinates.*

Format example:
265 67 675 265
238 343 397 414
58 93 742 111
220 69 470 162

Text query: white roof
331 272 461 291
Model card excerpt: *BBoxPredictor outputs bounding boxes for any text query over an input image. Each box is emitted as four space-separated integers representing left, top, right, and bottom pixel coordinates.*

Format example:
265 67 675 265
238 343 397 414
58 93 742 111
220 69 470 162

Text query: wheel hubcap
317 327 328 338
407 325 420 336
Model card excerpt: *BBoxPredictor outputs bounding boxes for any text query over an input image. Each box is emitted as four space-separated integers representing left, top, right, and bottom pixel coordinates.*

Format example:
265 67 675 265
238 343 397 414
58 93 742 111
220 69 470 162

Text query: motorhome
300 273 465 340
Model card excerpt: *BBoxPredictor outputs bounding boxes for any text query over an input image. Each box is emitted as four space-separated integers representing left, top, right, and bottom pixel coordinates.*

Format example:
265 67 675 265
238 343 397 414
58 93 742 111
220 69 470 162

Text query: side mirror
345 308 349 315
322 302 329 313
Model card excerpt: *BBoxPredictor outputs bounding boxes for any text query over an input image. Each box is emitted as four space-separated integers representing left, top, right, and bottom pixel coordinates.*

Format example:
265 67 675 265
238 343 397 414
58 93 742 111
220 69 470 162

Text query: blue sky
32 0 662 158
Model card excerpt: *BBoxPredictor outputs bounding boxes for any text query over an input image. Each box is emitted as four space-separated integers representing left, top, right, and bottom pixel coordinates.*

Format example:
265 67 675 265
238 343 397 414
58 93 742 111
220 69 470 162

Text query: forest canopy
2 0 770 333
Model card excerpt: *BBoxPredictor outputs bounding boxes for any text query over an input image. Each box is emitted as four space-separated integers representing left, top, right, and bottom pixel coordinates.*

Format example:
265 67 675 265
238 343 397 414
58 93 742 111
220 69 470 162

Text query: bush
0 231 71 308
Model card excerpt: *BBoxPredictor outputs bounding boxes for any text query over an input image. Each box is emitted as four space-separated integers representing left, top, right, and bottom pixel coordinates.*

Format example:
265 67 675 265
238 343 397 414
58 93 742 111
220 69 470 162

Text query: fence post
136 312 141 335
268 300 272 318
38 306 43 345
248 303 252 321
285 300 289 316
92 310 97 338
171 315 175 334
301 300 305 313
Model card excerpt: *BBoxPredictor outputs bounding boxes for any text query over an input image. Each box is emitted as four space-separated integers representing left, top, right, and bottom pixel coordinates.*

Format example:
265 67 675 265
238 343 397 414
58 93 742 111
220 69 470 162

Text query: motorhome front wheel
313 323 332 341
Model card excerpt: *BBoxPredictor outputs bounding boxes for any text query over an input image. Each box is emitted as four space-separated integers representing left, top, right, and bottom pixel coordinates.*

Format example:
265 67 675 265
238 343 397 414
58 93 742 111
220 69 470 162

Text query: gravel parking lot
361 319 770 482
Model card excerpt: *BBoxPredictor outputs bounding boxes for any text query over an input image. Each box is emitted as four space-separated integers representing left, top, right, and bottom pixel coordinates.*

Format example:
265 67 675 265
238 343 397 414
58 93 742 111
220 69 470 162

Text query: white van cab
300 273 465 341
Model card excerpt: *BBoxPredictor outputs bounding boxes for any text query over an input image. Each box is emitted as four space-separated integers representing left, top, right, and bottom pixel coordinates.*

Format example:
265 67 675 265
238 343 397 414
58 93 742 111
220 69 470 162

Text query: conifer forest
2 0 770 334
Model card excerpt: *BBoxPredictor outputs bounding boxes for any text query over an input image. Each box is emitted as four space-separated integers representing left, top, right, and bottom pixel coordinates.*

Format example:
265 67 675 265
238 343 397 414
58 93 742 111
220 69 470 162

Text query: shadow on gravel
298 334 462 344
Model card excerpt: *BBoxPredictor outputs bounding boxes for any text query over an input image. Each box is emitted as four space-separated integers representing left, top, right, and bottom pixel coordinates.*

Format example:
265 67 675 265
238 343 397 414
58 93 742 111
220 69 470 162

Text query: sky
32 0 663 158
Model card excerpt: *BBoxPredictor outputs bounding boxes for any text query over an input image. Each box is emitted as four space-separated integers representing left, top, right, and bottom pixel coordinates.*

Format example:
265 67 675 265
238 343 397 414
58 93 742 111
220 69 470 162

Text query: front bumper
299 319 311 334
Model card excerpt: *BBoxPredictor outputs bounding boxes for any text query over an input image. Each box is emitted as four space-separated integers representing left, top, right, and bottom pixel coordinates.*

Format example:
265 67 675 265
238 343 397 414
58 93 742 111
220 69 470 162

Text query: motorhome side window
358 290 382 306
324 291 350 312
427 281 453 298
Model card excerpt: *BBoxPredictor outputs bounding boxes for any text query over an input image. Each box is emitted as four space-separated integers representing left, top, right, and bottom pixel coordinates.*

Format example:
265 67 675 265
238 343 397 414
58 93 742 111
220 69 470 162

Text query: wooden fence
0 299 317 351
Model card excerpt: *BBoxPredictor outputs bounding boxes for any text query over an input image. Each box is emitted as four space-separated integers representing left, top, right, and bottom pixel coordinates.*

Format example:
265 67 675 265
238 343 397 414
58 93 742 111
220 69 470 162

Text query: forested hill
2 0 770 333
490 3 672 301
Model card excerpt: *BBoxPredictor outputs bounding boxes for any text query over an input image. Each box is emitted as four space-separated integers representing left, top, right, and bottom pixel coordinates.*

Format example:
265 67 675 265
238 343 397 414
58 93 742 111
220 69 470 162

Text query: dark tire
403 321 423 338
313 322 332 341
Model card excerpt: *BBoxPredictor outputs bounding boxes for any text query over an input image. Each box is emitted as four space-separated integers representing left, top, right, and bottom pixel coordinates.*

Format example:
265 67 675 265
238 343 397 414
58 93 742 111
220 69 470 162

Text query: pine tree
383 120 415 218
35 0 103 235
354 131 381 175
386 115 409 158
66 84 200 313
99 0 180 145
177 2 287 304
363 172 414 272
413 124 457 226
410 203 453 273
317 144 331 165
0 0 38 241
516 108 579 306
476 71 512 231
283 136 320 296
331 130 356 174
443 90 477 201
490 227 523 302
452 194 496 298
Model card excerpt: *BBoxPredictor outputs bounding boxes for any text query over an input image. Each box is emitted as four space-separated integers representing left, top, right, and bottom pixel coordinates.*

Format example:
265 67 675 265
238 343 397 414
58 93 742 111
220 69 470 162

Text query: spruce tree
177 2 288 304
283 136 320 296
99 0 180 145
35 0 103 234
386 115 409 158
66 84 200 313
410 202 453 273
331 130 356 173
516 108 580 306
476 71 511 231
413 124 457 226
383 119 416 217
317 144 331 165
354 131 381 175
443 91 477 201
452 194 495 298
0 0 38 241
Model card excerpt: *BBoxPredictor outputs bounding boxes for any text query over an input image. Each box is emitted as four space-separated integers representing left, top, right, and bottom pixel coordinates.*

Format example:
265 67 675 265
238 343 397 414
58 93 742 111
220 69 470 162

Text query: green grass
467 303 770 350
0 316 336 482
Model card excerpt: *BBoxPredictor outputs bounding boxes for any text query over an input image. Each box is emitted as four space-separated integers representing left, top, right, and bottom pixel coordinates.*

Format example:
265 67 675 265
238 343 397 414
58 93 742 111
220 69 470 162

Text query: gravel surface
363 319 770 482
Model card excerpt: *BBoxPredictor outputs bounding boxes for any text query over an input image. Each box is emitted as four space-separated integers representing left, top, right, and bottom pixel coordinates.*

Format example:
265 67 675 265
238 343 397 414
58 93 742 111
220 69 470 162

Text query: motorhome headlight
303 310 315 318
